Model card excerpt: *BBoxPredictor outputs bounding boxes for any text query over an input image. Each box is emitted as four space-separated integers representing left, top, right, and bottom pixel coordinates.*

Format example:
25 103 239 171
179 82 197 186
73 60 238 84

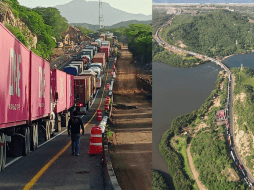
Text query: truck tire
46 121 51 141
23 127 30 156
0 134 6 171
30 124 38 151
61 113 68 127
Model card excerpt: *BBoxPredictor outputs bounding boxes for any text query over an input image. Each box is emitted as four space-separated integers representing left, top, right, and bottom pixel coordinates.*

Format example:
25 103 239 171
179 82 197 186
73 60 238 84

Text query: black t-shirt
67 116 84 134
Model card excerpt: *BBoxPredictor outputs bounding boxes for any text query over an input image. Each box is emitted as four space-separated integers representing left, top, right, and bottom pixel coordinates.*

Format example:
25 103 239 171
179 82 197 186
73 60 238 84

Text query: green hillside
161 9 254 59
72 20 152 31
1 0 70 60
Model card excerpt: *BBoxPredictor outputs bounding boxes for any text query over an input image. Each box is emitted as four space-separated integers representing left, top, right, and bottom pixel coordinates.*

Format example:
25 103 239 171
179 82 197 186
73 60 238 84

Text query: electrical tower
99 0 103 29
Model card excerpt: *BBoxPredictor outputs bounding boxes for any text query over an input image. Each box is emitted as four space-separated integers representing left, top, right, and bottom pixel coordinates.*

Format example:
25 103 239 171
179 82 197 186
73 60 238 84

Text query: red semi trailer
74 76 93 114
93 53 106 69
100 46 110 61
0 22 75 171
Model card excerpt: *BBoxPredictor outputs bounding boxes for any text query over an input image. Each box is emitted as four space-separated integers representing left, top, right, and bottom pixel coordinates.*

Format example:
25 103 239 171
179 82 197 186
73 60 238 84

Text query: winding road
153 12 254 189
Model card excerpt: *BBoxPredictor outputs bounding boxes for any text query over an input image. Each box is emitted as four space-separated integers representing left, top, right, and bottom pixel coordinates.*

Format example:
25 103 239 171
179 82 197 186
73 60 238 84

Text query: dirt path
110 46 152 190
186 144 208 190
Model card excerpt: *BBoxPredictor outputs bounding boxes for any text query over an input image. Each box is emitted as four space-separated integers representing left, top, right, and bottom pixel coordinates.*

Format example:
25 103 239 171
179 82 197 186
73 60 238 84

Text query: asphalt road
0 58 114 190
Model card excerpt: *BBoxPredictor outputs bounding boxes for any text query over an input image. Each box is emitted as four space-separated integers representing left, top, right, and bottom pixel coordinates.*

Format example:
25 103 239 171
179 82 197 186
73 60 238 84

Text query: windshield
90 65 101 69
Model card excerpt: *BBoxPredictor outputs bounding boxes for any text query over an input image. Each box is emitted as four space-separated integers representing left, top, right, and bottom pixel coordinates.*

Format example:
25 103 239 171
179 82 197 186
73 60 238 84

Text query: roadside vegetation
152 170 169 190
76 26 94 36
100 24 152 64
159 71 248 189
231 67 254 172
161 10 254 59
152 8 174 35
1 0 71 60
152 40 207 68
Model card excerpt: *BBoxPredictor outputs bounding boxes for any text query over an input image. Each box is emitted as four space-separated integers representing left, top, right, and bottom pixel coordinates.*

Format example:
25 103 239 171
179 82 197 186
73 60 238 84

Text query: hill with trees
72 20 151 31
161 10 254 59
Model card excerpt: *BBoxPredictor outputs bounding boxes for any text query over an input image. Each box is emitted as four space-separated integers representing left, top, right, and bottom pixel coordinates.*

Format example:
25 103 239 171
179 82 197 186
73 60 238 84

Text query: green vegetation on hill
101 24 152 64
2 0 77 60
33 7 69 41
191 130 246 190
152 170 170 190
152 8 173 35
3 0 56 59
152 41 207 68
72 20 152 32
125 24 152 64
76 26 94 36
231 67 254 171
161 10 254 58
159 72 248 189
5 24 28 47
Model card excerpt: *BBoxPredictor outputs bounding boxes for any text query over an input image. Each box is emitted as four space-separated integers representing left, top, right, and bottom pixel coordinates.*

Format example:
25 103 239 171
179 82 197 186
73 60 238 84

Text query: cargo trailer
100 46 110 61
0 22 75 170
74 76 93 113
93 53 106 69
79 70 97 96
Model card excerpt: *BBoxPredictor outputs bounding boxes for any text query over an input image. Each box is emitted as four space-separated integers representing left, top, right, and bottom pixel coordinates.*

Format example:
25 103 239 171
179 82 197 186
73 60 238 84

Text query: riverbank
153 42 209 68
158 70 247 189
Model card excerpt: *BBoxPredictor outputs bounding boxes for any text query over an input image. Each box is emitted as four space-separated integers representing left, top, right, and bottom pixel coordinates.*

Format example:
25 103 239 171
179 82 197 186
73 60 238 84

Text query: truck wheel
31 124 38 151
23 127 30 156
1 134 6 171
46 121 51 141
0 133 6 171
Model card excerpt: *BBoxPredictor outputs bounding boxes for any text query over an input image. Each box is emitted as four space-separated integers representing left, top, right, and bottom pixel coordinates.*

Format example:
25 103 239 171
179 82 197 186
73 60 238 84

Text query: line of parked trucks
0 22 117 171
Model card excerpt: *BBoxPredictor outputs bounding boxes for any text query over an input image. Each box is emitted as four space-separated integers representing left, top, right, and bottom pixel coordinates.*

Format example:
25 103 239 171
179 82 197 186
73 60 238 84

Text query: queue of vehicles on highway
154 15 254 189
0 21 118 172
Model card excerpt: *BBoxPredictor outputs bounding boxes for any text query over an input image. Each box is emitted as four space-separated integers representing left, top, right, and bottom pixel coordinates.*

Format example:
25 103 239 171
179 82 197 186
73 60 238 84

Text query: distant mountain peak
55 1 151 26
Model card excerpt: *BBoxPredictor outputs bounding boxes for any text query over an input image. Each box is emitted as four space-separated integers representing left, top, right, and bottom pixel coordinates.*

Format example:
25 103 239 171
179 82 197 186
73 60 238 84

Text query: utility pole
99 0 103 29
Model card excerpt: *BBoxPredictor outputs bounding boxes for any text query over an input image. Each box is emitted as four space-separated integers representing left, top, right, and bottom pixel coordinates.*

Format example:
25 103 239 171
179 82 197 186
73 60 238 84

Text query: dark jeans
71 134 80 155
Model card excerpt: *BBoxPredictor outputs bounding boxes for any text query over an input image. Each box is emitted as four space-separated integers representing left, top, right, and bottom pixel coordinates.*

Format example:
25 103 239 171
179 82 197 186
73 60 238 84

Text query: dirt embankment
109 46 152 190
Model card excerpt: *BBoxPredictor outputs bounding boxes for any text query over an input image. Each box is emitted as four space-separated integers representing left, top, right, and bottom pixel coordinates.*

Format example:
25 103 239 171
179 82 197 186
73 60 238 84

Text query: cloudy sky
18 0 152 15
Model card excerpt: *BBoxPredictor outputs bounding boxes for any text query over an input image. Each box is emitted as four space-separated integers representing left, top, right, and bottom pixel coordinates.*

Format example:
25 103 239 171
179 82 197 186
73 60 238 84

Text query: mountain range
55 0 152 26
71 20 152 31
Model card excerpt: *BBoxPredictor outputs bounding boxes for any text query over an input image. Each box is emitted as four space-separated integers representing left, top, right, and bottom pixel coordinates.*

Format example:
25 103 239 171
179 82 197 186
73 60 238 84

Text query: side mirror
55 92 59 102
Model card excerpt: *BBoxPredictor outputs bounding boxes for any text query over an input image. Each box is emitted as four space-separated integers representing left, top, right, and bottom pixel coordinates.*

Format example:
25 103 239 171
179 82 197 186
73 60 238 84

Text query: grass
171 136 199 190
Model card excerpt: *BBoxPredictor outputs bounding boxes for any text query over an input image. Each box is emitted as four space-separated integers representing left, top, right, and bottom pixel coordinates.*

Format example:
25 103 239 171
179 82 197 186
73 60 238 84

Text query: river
152 52 254 188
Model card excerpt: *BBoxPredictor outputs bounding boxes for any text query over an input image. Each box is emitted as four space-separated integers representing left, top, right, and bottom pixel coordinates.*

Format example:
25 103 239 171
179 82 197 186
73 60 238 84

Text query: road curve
153 13 254 189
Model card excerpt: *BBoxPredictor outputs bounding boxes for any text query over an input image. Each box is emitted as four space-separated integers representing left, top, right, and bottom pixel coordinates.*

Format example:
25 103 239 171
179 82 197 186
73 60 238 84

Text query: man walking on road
68 111 84 156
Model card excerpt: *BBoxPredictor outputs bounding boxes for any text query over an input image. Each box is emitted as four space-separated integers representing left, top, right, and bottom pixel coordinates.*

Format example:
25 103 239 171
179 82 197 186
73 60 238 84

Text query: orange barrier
96 109 102 121
105 101 109 111
88 126 103 155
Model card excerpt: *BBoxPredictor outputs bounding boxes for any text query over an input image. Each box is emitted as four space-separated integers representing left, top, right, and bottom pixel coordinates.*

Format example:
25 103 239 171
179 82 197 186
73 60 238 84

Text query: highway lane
0 58 114 190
